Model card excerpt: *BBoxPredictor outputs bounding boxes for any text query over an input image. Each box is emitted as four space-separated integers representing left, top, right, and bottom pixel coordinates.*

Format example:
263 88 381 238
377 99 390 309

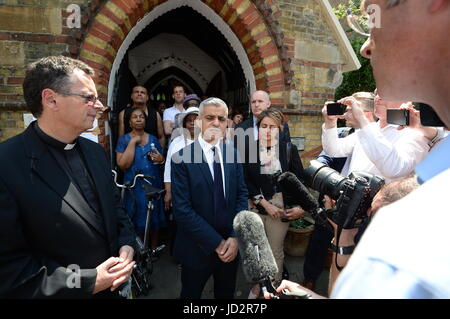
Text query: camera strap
330 240 355 255
334 226 346 272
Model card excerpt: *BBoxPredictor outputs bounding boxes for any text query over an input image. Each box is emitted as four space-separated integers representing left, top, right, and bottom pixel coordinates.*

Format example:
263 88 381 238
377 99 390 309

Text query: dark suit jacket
0 124 136 298
171 140 248 270
243 140 304 200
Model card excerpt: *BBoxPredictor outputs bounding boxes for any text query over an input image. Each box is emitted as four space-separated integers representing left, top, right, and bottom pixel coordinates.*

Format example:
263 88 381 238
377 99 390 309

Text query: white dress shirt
163 105 184 123
253 116 258 141
322 122 429 182
164 135 194 183
198 135 226 197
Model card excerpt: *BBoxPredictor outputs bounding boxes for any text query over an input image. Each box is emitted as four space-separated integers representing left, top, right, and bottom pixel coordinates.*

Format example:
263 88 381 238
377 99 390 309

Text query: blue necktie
213 147 228 237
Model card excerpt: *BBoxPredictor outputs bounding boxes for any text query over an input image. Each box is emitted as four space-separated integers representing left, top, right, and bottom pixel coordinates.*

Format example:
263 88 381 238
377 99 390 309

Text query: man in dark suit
0 56 136 298
171 97 248 299
236 90 291 141
234 90 291 165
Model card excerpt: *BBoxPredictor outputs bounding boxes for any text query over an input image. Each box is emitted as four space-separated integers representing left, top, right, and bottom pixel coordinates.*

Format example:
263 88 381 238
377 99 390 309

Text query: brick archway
78 0 289 106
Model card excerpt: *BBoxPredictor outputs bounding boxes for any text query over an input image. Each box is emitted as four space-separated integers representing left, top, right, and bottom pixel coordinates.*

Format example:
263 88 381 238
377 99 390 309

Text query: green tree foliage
334 0 363 20
335 37 376 100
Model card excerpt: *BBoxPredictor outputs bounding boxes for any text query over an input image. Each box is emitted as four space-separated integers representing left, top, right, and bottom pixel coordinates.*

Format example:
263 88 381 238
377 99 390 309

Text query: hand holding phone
322 102 344 129
326 103 347 116
387 109 410 126
414 103 446 127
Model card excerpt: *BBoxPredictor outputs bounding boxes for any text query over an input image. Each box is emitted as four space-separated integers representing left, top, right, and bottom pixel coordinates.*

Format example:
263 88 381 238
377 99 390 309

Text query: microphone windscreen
233 210 278 283
277 172 319 212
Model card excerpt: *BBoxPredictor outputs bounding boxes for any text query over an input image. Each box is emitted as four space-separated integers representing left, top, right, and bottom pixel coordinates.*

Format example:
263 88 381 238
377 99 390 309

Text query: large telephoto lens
304 160 348 199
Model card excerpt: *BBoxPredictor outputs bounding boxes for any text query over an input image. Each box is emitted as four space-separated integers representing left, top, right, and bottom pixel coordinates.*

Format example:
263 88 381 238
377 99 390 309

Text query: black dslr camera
304 160 385 229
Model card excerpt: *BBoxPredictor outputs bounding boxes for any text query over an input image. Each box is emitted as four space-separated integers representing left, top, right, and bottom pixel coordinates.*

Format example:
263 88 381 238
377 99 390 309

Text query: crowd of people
276 0 450 299
0 0 449 300
113 84 305 298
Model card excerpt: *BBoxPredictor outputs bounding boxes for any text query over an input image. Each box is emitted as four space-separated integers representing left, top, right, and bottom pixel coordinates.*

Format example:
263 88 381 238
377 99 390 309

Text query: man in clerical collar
0 55 136 298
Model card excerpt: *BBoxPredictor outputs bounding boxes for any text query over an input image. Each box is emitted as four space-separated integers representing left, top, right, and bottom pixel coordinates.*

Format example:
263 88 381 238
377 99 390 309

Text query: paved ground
138 229 330 299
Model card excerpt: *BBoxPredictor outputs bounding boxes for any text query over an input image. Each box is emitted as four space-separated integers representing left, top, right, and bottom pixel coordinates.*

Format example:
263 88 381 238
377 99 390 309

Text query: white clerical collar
34 122 77 151
64 143 76 150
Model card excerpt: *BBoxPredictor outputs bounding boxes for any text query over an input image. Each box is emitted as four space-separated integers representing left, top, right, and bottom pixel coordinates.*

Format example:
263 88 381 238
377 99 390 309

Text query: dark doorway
109 6 250 167
112 6 249 109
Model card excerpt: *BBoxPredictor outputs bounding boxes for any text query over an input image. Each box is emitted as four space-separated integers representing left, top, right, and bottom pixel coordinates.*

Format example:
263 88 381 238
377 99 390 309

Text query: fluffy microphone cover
233 210 278 283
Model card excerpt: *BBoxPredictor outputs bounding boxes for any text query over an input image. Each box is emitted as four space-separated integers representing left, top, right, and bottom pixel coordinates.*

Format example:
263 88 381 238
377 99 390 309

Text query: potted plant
284 217 315 257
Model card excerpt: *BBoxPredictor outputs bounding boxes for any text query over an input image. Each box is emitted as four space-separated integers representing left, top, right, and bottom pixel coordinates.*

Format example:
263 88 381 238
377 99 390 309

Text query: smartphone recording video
387 109 410 126
326 103 347 116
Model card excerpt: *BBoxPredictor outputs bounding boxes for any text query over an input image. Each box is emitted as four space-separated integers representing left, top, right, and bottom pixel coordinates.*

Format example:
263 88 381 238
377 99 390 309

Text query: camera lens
304 160 347 200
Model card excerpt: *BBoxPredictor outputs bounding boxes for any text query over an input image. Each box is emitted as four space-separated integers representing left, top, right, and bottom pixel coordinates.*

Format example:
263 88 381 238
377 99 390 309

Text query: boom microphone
233 210 278 297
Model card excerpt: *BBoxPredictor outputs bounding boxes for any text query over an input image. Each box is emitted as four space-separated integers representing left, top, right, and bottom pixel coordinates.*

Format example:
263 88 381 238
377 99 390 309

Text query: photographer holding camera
395 101 448 151
270 0 450 299
322 92 429 182
324 176 419 294
329 0 450 299
268 176 419 299
301 128 354 292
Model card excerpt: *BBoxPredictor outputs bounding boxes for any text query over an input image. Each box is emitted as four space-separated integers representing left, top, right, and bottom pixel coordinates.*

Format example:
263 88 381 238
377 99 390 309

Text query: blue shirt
415 136 450 183
332 135 450 299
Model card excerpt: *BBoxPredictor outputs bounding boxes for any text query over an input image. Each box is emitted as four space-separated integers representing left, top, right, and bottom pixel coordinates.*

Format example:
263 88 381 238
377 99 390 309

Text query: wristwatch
253 194 264 206
330 240 355 255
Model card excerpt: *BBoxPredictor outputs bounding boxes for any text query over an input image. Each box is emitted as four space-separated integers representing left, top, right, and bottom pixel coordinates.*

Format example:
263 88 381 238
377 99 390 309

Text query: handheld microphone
277 172 320 213
233 210 279 298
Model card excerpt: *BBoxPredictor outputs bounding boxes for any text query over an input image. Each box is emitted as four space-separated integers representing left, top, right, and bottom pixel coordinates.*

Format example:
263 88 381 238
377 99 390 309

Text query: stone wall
0 109 27 141
0 0 89 140
276 0 346 164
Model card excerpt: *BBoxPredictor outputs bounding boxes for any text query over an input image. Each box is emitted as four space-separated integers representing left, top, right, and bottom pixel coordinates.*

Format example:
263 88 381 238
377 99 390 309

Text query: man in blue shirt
277 0 450 298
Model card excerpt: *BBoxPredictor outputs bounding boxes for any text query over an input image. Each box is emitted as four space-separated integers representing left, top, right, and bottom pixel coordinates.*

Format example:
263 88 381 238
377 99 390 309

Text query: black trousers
303 224 333 282
180 255 239 299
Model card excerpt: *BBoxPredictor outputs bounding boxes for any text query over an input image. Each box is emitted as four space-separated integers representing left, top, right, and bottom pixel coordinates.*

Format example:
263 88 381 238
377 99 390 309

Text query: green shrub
289 218 314 230
335 37 376 100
